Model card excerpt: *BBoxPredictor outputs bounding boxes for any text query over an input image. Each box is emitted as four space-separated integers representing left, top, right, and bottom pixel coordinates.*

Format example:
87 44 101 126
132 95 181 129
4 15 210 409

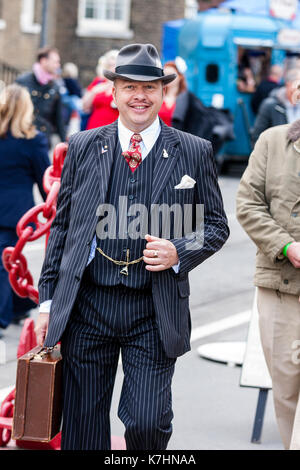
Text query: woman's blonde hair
96 49 119 78
62 62 79 79
0 84 36 139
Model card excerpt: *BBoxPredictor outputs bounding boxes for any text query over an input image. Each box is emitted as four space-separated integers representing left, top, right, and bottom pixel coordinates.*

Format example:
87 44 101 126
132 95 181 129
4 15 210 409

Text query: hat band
115 65 164 78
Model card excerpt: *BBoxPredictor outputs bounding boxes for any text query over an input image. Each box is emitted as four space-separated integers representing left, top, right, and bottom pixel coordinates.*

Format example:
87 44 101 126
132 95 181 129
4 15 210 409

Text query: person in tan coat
236 118 300 450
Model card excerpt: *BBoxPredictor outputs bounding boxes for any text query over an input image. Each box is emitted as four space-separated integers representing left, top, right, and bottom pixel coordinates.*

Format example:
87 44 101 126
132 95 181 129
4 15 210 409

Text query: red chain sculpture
0 141 127 451
2 143 68 304
0 143 67 449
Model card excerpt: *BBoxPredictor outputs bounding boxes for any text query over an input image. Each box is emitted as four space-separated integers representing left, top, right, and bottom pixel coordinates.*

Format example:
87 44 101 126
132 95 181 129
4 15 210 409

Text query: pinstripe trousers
60 268 176 450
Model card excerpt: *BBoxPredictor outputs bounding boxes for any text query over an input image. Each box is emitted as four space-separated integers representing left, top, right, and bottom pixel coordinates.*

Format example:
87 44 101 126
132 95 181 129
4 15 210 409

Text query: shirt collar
118 117 161 153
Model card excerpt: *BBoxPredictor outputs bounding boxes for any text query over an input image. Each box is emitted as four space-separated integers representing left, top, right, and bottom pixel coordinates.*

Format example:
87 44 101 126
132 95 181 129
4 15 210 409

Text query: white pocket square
174 175 196 189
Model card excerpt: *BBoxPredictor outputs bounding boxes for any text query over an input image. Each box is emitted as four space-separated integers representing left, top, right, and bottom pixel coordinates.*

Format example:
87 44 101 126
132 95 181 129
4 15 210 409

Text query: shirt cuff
172 261 180 274
87 235 97 265
39 300 52 314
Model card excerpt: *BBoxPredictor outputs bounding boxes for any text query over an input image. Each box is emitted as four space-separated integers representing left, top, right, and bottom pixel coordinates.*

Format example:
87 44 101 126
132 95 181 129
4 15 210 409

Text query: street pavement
0 164 284 450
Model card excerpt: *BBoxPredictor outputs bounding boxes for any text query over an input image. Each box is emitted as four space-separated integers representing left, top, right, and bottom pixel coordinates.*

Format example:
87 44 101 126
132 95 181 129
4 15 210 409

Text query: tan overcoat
236 120 300 295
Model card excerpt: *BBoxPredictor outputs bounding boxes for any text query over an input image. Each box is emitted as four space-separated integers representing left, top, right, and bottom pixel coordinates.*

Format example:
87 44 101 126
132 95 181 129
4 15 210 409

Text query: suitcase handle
32 347 55 361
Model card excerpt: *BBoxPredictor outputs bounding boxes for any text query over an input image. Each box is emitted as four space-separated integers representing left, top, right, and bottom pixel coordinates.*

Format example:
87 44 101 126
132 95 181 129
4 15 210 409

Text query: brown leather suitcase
12 345 62 442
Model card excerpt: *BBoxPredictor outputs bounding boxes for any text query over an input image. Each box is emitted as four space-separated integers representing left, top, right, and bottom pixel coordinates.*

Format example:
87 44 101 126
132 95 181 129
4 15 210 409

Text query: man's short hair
37 46 59 62
285 68 300 84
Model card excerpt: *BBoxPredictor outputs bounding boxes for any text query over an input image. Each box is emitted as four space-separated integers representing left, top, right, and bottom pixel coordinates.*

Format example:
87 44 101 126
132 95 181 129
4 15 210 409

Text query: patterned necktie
122 133 143 172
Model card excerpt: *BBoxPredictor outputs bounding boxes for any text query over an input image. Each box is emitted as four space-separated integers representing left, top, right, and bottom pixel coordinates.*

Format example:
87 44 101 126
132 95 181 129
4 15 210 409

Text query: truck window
237 47 272 94
206 64 219 83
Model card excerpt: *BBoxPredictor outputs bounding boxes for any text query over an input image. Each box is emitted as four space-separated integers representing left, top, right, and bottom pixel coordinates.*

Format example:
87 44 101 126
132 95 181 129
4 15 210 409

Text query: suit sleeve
38 136 76 303
172 139 230 274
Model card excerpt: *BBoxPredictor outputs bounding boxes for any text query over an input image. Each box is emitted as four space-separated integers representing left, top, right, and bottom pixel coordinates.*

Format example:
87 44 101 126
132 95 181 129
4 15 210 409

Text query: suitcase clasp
32 347 55 360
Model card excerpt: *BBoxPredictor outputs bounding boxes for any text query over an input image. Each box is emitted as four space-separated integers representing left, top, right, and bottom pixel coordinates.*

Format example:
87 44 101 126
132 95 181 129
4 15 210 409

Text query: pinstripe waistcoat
88 137 156 288
38 119 229 358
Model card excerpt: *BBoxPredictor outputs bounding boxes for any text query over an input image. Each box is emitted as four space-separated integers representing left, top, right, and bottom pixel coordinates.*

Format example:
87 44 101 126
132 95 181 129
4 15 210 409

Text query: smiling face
112 79 166 133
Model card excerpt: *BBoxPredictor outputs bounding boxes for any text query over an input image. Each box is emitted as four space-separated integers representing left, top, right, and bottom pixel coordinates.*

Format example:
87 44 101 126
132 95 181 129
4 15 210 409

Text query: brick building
0 0 188 85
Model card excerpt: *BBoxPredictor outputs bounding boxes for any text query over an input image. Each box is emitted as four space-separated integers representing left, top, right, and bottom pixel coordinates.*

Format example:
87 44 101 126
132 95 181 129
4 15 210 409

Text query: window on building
185 0 198 18
77 0 133 38
20 0 41 34
0 0 6 30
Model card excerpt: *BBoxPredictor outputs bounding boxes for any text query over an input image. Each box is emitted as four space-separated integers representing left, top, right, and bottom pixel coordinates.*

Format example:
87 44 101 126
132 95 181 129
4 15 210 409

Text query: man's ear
112 82 117 105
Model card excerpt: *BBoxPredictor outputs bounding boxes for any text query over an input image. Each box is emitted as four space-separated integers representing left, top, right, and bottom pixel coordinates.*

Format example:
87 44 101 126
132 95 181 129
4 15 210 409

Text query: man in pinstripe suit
36 44 229 450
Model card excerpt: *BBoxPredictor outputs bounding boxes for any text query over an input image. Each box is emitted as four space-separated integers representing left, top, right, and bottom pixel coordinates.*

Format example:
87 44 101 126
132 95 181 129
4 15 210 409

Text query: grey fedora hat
103 43 177 85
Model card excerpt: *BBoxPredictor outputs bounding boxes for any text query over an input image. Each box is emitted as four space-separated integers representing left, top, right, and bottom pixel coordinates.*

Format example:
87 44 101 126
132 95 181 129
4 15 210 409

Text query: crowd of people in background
2 45 235 155
9 44 297 156
251 68 300 144
236 48 300 147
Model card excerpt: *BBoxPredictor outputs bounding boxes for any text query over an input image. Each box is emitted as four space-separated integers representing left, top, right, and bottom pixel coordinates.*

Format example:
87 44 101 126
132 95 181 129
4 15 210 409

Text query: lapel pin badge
163 149 169 159
101 146 108 154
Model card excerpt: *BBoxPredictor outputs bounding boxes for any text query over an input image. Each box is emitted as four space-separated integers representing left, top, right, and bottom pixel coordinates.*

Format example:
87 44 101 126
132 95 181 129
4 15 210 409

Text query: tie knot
131 133 142 143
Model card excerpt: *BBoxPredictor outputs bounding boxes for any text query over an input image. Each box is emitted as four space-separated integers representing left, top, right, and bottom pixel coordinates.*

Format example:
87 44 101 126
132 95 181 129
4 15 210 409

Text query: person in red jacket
158 58 187 126
82 50 119 129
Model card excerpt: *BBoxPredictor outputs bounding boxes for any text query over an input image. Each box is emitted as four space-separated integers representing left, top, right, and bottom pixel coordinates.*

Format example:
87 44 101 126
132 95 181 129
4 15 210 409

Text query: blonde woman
0 84 50 333
81 49 119 129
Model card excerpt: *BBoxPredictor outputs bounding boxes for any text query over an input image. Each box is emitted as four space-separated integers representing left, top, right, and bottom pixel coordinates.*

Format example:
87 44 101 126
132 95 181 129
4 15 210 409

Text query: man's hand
35 313 49 347
143 234 179 272
287 242 300 269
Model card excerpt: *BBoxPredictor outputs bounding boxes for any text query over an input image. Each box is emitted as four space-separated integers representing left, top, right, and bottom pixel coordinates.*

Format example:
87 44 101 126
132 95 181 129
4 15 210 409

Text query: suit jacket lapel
93 120 181 205
151 121 180 205
94 120 118 203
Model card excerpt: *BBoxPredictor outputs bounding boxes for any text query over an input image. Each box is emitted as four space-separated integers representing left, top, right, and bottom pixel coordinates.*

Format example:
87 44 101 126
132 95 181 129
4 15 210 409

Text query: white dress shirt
119 115 161 159
39 117 179 313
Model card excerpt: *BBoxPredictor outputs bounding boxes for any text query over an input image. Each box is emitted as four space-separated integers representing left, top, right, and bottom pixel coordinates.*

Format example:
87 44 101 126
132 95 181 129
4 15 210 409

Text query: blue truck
162 8 300 166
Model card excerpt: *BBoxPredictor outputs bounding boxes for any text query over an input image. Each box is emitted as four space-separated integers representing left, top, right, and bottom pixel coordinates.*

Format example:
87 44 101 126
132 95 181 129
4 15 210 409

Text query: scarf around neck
33 62 55 85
